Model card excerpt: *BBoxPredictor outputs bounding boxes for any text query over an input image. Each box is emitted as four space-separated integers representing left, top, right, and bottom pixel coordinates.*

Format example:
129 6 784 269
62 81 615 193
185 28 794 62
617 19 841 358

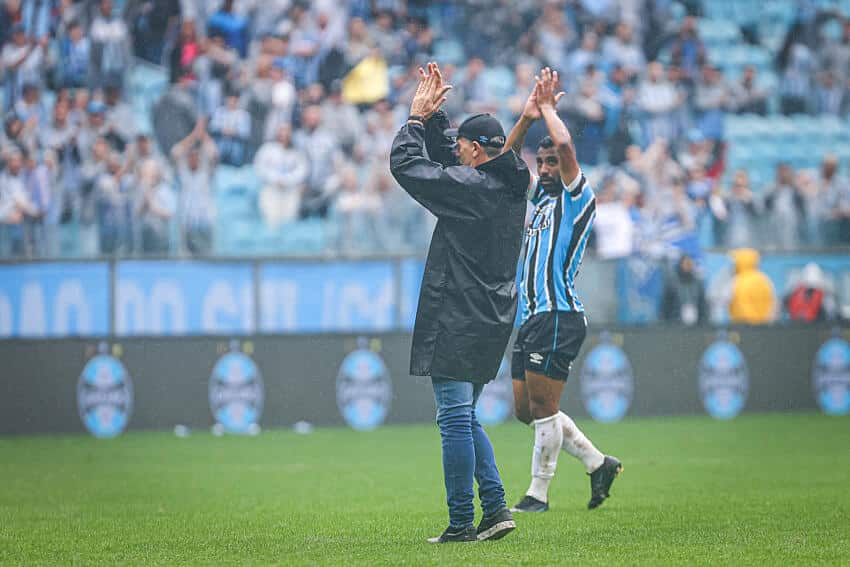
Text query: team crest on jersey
812 337 850 416
209 341 264 434
527 202 555 235
699 340 749 420
476 356 513 426
77 343 133 438
336 339 392 431
580 335 633 423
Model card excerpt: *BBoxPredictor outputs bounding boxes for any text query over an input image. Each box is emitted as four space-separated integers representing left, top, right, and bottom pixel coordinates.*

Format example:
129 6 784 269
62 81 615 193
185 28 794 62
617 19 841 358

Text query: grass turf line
1 413 849 566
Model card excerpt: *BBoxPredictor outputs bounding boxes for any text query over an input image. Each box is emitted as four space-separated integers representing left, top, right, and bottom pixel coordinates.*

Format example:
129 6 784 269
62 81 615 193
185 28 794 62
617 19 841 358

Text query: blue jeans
432 378 507 529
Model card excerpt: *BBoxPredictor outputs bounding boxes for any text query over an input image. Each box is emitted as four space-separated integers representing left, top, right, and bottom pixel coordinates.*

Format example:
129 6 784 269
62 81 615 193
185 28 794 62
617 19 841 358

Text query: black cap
444 113 506 148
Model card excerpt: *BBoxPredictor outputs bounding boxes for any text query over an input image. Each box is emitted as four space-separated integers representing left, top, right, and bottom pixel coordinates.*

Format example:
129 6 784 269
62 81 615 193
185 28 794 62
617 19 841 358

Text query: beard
539 176 561 195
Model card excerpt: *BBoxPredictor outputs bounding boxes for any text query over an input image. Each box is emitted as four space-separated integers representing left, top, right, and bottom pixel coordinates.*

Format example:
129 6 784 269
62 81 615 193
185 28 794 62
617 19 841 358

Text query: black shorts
511 311 587 381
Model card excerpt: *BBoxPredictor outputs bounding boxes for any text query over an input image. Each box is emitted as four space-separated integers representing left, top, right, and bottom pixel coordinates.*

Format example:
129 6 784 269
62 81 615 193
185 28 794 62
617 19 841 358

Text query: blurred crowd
0 0 849 260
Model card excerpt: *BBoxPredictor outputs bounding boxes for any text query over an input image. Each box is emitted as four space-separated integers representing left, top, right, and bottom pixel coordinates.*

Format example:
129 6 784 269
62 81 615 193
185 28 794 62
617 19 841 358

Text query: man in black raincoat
389 62 529 544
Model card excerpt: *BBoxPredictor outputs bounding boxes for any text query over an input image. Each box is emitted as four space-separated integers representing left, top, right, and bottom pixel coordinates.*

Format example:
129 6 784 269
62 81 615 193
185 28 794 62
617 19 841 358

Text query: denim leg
471 383 507 517
432 378 476 529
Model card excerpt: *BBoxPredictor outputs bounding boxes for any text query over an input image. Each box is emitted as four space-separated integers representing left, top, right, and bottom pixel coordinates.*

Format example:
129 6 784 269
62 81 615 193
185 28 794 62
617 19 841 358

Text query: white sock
559 411 605 473
526 413 563 503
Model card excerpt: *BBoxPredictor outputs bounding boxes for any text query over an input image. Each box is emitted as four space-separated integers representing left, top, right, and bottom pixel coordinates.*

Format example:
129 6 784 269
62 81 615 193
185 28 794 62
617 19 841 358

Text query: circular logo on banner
77 354 133 438
813 338 850 416
580 341 634 423
699 341 749 420
336 349 392 431
209 350 264 434
476 357 513 426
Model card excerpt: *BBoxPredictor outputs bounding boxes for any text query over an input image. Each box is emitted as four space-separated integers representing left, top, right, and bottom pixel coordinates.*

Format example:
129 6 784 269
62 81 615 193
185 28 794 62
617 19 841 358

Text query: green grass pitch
1 413 849 566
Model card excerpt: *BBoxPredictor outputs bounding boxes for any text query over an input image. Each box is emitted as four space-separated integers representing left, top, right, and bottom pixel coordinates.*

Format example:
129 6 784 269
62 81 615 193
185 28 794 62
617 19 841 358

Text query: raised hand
535 67 566 110
410 62 453 120
521 82 542 121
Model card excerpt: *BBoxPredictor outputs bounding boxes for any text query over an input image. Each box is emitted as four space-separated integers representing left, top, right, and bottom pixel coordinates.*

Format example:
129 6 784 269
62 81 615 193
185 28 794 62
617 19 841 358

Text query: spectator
169 20 202 84
638 62 682 145
77 101 113 163
796 169 825 247
103 82 137 145
210 92 251 166
820 19 850 86
171 120 218 256
1 24 47 109
602 22 645 78
820 155 849 245
598 64 635 165
370 10 403 64
564 76 606 165
23 149 55 257
592 175 635 259
94 151 133 255
14 83 47 131
568 32 600 78
79 136 112 254
256 124 309 227
293 104 340 217
196 32 240 117
669 16 706 83
287 2 321 87
728 248 776 325
694 65 727 141
778 41 814 115
136 159 176 255
0 148 36 256
677 129 713 173
90 0 131 88
263 59 298 141
728 66 768 115
813 71 846 116
344 17 373 68
763 162 805 250
714 170 761 249
660 254 708 325
207 0 249 58
330 163 382 255
783 262 836 322
537 2 574 67
656 176 699 259
320 80 361 150
128 134 170 178
57 20 90 89
128 0 180 65
40 98 82 218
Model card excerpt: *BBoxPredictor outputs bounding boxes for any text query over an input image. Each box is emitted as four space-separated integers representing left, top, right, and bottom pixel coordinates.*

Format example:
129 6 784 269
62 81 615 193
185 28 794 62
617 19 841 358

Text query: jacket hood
476 150 530 198
731 248 760 274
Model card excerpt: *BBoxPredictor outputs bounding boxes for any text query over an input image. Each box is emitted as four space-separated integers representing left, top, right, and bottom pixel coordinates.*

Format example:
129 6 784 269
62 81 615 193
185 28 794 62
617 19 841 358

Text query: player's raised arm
502 83 541 156
536 68 580 186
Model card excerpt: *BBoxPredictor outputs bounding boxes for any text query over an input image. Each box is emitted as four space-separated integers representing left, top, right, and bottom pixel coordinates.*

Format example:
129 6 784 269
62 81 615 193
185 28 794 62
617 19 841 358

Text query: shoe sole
426 536 478 544
509 506 548 513
477 520 516 541
588 463 624 510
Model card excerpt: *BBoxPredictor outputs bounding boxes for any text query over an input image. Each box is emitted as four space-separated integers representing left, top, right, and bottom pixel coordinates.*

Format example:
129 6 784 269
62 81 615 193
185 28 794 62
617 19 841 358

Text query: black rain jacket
389 110 529 383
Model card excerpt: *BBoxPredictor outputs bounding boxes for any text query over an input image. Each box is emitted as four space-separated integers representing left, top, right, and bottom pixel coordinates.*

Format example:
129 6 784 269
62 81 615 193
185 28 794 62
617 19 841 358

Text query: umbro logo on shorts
529 352 544 364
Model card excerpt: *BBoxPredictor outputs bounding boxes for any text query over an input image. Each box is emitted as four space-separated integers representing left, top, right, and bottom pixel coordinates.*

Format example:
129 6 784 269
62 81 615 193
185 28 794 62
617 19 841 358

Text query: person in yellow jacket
728 248 776 324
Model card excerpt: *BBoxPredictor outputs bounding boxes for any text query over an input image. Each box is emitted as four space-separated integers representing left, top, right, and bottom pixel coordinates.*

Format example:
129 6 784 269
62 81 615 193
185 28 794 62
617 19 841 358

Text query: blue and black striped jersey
518 171 596 325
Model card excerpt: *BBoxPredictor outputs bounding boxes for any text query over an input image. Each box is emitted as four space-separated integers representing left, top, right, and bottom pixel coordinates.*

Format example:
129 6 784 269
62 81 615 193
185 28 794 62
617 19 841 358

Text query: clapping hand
534 67 566 110
520 82 542 121
410 62 453 121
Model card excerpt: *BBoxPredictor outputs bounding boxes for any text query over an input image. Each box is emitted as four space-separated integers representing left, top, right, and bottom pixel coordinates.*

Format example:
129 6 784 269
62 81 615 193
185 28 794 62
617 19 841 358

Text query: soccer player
505 68 622 513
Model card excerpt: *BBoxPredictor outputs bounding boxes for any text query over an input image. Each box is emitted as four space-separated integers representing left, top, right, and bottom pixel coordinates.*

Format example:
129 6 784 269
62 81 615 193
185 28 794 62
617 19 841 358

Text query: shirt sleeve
390 122 500 221
527 174 545 204
563 170 595 210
